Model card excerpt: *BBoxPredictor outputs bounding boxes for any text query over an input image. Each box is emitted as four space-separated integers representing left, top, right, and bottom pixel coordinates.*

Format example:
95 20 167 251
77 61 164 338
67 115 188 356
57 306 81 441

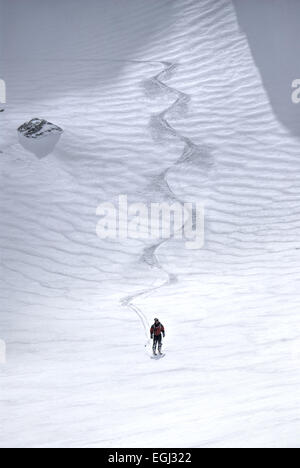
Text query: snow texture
0 0 300 448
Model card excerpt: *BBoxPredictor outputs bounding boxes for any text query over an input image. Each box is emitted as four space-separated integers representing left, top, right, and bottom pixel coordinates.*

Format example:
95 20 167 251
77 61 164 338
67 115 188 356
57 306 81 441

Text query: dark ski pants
152 334 162 353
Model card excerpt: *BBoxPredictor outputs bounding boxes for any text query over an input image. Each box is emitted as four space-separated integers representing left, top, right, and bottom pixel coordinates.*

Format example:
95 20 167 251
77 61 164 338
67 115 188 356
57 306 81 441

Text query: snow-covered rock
17 118 63 158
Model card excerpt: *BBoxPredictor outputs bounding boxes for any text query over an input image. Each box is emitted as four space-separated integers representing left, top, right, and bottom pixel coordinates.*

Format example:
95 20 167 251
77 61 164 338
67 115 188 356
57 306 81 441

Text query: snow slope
0 0 300 448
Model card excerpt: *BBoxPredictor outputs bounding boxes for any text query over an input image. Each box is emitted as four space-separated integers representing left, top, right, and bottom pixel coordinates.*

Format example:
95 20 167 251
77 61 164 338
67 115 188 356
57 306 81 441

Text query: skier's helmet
154 318 159 322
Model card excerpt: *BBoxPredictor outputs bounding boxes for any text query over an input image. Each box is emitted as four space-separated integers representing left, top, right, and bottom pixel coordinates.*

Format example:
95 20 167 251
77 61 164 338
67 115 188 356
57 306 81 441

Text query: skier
150 318 165 356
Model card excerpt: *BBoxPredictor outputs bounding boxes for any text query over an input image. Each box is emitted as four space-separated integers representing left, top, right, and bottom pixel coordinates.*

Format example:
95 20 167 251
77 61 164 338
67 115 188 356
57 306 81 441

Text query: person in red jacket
150 318 165 355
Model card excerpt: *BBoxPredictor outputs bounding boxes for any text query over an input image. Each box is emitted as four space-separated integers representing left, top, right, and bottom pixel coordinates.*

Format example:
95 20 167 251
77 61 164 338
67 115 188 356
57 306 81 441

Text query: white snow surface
1 0 300 448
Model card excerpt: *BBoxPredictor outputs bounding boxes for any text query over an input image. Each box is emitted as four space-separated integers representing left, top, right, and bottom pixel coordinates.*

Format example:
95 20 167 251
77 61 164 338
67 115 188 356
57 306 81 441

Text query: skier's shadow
233 0 300 139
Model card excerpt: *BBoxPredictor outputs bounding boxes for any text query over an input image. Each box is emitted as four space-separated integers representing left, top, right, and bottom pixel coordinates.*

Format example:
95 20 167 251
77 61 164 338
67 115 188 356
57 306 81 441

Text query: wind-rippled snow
0 0 299 448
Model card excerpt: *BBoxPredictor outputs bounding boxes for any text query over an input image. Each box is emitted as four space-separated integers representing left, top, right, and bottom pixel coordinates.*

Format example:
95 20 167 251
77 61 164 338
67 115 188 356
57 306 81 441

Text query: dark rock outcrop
18 118 63 158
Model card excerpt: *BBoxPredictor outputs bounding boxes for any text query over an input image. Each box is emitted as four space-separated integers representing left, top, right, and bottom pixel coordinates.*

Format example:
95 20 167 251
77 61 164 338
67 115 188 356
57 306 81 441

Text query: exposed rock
18 118 63 139
18 118 63 158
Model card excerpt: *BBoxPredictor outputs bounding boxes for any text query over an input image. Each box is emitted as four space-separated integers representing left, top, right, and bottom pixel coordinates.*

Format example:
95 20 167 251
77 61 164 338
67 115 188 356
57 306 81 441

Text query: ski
151 353 166 360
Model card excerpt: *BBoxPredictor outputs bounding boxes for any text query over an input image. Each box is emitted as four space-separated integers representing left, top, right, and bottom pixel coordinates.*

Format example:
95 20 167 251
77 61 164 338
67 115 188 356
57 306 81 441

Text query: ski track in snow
121 60 210 352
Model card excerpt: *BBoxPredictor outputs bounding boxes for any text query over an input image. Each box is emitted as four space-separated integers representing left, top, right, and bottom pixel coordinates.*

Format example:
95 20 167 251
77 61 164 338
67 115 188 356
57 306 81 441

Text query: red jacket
150 322 165 337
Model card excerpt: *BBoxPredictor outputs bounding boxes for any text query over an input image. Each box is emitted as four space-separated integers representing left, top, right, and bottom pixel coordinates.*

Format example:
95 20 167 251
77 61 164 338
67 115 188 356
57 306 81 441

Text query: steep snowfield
1 0 300 448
